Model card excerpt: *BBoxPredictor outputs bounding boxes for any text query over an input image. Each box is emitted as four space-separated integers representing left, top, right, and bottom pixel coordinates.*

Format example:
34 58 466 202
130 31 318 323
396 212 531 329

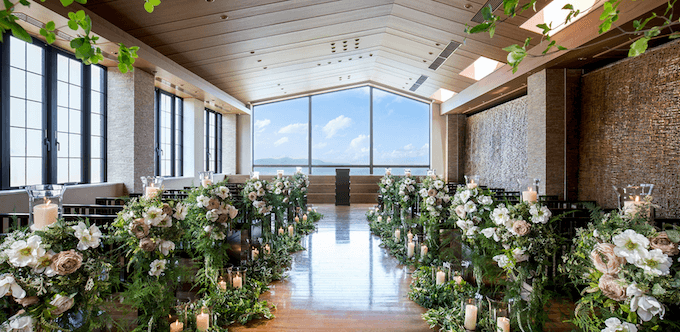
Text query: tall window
252 86 430 175
154 89 183 177
204 109 222 173
1 36 107 189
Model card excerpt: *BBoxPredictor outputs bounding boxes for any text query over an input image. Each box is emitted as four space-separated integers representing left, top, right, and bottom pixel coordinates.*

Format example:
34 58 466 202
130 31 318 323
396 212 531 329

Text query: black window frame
0 34 107 189
154 88 183 177
204 108 222 173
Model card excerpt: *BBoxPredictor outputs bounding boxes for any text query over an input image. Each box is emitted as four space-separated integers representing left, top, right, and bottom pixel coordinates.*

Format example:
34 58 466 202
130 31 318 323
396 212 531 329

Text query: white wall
222 114 237 175
237 114 252 175
431 103 447 181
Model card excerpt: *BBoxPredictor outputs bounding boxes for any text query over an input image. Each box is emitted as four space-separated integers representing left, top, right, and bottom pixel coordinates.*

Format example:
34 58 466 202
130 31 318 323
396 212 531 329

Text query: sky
253 86 429 168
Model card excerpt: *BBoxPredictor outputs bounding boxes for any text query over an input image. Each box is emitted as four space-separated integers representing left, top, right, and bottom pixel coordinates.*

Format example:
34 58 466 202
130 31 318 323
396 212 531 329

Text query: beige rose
427 189 437 197
131 218 150 239
139 238 157 252
50 294 74 315
248 192 257 201
50 250 82 275
512 220 531 236
229 206 239 220
598 274 627 301
591 243 625 275
650 232 679 256
161 203 173 216
14 296 39 307
207 198 220 210
216 214 229 224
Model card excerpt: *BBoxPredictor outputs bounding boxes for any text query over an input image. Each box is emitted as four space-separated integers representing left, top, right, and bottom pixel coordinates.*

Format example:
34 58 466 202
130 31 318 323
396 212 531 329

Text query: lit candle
453 275 463 285
385 169 391 176
467 179 477 189
497 317 510 332
387 216 392 223
252 171 260 180
33 198 59 230
521 187 537 203
623 196 644 214
233 275 242 289
377 216 383 222
277 170 284 178
464 304 478 330
436 270 446 285
308 207 312 212
296 167 302 174
294 216 300 223
144 184 161 199
170 319 184 332
405 169 411 177
196 310 210 331
278 227 284 235
394 229 401 242
264 244 271 254
218 278 227 291
420 244 428 259
288 224 294 236
302 214 307 222
251 248 259 260
407 241 415 258
407 231 413 242
201 178 213 188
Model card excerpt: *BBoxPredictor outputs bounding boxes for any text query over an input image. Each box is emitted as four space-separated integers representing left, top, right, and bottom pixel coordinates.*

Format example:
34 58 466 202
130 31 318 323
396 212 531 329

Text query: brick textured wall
465 96 528 191
579 39 680 218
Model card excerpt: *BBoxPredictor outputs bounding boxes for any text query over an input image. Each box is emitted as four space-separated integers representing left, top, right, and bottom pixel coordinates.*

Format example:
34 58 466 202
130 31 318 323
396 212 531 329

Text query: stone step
308 193 335 204
351 193 379 203
351 183 380 192
308 183 335 193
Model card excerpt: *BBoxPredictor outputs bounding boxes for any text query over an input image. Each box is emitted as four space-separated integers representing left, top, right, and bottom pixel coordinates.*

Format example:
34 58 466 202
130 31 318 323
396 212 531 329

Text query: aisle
230 204 431 331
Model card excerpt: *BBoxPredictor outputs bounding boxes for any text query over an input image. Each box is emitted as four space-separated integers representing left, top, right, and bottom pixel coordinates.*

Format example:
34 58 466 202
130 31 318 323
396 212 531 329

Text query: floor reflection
230 204 430 331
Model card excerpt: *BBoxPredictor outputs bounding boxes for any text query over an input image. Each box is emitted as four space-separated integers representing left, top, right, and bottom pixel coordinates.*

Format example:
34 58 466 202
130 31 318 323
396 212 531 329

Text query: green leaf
46 32 56 44
75 0 87 3
19 0 30 6
67 20 78 30
118 62 128 73
503 0 519 16
45 21 55 30
562 4 574 10
557 45 567 50
481 5 493 21
70 38 84 49
628 37 650 57
144 2 154 13
636 13 657 31
468 22 491 34
9 21 31 42
665 229 680 242
670 32 680 39
150 0 161 5
60 0 74 6
542 40 556 54
75 10 86 20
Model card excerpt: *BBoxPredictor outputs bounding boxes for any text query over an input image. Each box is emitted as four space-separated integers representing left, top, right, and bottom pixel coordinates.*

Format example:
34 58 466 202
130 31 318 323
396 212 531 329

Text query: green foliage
117 43 139 73
144 0 161 13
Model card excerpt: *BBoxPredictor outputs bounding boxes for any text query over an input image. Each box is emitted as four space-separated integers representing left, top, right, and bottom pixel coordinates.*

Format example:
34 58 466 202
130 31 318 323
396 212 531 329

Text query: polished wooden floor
230 204 431 332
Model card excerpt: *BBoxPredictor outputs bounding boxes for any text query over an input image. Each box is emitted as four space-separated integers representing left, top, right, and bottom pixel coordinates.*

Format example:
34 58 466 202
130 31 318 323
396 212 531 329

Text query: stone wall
464 96 528 191
579 39 680 218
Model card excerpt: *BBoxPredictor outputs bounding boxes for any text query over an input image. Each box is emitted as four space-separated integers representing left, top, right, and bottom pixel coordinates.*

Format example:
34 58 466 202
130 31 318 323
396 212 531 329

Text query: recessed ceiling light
332 50 336 53
250 51 255 54
338 60 342 62
328 62 331 64
206 0 214 2
343 40 347 43
332 46 336 49
317 63 321 66
257 59 261 62
464 4 472 9
355 46 358 49
578 57 587 61
429 52 433 55
263 67 267 69
349 58 352 60
355 38 359 41
369 54 373 56
359 56 362 59
331 43 335 46
277 83 280 86
423 60 427 62
281 88 284 90
220 15 228 20
436 43 440 46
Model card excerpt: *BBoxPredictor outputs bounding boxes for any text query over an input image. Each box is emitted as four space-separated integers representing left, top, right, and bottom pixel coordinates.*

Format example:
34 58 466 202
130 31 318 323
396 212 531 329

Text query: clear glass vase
613 184 654 212
26 184 65 230
518 178 540 203
464 175 479 189
141 176 164 199
198 171 214 188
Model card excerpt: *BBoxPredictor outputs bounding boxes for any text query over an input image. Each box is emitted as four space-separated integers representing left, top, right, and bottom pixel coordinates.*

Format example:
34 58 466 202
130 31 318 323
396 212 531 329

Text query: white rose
630 294 664 321
149 259 167 277
158 240 175 256
206 209 219 222
0 274 26 299
493 254 510 268
601 317 637 332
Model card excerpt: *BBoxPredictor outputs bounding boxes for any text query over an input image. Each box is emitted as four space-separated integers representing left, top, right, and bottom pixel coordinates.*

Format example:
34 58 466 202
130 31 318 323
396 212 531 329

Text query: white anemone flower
479 196 493 205
458 190 471 203
613 229 650 264
493 254 511 268
492 207 510 226
71 222 103 250
173 203 188 220
601 317 637 332
636 248 672 276
216 186 230 199
481 227 501 242
512 248 529 263
196 195 210 208
158 240 175 256
6 235 43 268
630 294 665 321
454 205 466 219
463 201 477 213
149 259 167 277
456 219 473 231
529 205 552 224
206 209 219 222
0 274 26 299
143 206 166 227
7 312 33 332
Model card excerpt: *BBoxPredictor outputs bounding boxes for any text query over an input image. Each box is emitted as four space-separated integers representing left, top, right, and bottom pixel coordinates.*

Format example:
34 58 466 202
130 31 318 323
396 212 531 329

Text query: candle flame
44 197 51 205
635 196 640 202
528 187 533 192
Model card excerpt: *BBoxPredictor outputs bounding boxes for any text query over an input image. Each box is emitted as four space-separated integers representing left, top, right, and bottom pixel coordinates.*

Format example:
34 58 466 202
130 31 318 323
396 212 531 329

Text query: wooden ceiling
75 0 546 105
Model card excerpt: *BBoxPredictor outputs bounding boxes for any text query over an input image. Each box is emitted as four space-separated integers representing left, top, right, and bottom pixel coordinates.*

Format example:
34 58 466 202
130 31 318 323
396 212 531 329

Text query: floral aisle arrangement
397 173 419 212
269 175 293 216
0 220 114 331
563 202 680 332
379 169 399 213
448 185 495 233
453 200 560 331
109 196 188 331
290 171 310 209
417 175 451 225
241 178 274 220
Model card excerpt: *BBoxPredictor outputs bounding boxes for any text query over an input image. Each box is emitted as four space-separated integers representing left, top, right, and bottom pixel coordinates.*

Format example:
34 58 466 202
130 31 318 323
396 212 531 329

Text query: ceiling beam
33 0 250 114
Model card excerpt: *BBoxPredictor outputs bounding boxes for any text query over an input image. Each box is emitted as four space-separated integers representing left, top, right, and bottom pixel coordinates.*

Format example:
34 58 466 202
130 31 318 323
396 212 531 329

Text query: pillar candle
521 188 537 203
405 170 411 177
264 244 271 254
33 200 58 230
278 227 284 235
377 216 383 222
623 196 643 215
407 241 415 258
294 216 300 223
420 244 428 259
144 185 161 199
394 229 400 242
407 231 413 242
497 317 510 332
252 172 260 180
170 320 184 332
252 248 259 260
296 167 302 174
233 275 243 289
453 275 463 285
387 216 392 223
277 170 283 178
385 169 391 176
196 312 209 331
308 207 312 212
303 214 307 221
464 304 478 330
467 180 477 189
436 270 446 285
218 278 227 291
288 224 294 236
201 178 213 188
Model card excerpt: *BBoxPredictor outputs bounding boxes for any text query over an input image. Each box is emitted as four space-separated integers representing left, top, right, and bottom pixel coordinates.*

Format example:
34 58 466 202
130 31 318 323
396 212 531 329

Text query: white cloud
255 119 270 130
278 123 307 134
274 137 289 146
313 142 328 149
349 134 369 150
322 115 352 138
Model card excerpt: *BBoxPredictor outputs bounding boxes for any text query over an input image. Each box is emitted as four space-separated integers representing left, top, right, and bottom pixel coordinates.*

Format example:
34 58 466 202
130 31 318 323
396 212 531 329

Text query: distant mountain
254 157 331 165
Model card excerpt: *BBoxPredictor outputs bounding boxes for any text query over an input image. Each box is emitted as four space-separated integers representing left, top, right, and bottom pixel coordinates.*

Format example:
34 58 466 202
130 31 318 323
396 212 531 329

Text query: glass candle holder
463 296 481 331
251 243 260 261
251 171 260 180
27 184 65 231
464 175 479 189
406 234 418 259
394 227 401 243
489 298 511 332
141 176 164 199
232 267 246 289
404 168 412 177
296 166 303 174
276 170 284 178
195 307 210 331
518 178 539 203
419 234 428 261
198 171 214 188
614 184 654 212
427 169 436 179
435 266 447 285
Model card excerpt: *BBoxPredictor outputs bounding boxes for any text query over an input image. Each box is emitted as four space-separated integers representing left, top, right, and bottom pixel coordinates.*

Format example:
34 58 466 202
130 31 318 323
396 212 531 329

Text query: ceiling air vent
470 0 504 23
409 75 428 92
428 40 462 70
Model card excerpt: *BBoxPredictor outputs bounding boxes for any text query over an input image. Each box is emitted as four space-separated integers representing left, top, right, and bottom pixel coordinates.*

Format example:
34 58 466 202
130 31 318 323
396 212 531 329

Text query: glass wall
253 86 430 175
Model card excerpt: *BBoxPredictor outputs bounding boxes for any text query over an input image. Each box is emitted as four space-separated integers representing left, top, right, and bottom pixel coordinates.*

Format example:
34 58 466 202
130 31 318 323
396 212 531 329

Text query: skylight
520 0 600 35
459 56 504 81
430 88 456 103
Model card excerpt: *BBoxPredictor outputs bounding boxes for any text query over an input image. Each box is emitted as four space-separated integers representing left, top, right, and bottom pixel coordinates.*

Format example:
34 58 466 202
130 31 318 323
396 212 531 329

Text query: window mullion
169 94 176 177
0 37 9 189
154 89 160 176
45 46 58 185
81 64 91 183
